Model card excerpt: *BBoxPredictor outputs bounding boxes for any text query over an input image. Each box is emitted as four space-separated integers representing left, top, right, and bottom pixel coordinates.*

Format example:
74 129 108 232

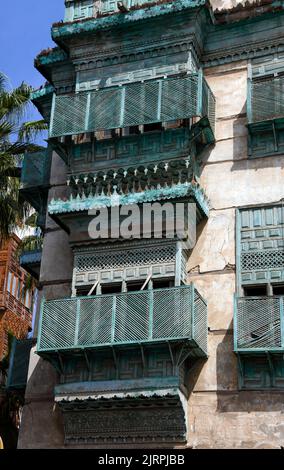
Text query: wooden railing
38 284 207 356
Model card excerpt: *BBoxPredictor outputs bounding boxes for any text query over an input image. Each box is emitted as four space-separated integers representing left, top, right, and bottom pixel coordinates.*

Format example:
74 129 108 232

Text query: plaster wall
184 61 284 448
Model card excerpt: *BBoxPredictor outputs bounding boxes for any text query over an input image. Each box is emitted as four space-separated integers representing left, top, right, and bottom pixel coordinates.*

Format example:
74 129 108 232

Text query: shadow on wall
199 101 284 173
215 325 284 412
17 352 64 449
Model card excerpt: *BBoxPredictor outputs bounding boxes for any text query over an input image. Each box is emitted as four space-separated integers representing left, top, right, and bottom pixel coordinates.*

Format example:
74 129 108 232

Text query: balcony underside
50 117 215 169
236 353 284 390
20 249 42 280
39 338 206 376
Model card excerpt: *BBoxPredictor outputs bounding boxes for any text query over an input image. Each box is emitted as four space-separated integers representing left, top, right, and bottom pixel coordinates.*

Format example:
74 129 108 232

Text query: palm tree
0 72 48 241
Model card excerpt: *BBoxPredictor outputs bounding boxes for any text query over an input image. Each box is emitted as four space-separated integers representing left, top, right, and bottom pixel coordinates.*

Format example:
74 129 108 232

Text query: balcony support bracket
266 351 275 388
167 341 175 367
236 353 244 389
176 342 193 367
83 350 90 372
57 351 65 375
139 344 146 371
111 347 119 379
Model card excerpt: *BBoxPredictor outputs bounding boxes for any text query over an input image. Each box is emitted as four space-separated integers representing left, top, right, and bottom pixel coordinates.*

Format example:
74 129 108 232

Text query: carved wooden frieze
68 128 193 172
59 394 187 444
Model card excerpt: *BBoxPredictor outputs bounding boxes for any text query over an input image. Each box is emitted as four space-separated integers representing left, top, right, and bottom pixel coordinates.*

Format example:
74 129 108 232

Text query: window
237 204 284 291
152 279 174 290
6 272 12 293
25 290 30 309
247 58 284 158
16 281 22 300
101 283 122 295
12 276 17 297
243 285 267 297
125 281 145 292
143 122 163 133
272 284 284 296
236 204 284 389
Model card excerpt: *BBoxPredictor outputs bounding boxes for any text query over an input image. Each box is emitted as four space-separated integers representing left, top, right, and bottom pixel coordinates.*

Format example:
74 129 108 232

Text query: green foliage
0 72 46 241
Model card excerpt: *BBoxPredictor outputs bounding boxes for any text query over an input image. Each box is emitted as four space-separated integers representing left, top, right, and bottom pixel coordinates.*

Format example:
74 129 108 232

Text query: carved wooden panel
73 241 177 288
69 127 191 172
60 346 180 384
238 205 284 286
59 394 187 444
240 355 284 389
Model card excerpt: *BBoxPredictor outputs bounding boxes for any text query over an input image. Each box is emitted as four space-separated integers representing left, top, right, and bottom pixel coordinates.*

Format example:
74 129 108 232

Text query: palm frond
0 120 14 140
0 82 32 124
18 120 48 142
19 234 43 253
1 142 44 156
0 73 46 240
0 72 8 93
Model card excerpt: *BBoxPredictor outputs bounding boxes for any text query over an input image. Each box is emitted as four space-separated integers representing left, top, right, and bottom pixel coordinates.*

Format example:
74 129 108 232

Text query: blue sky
0 0 65 123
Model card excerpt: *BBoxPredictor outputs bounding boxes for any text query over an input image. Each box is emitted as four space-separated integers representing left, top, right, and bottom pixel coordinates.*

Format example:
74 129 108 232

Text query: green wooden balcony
49 74 215 139
37 284 207 357
234 296 284 353
247 77 284 157
7 338 35 390
248 76 284 124
20 151 51 227
20 238 43 280
21 151 51 190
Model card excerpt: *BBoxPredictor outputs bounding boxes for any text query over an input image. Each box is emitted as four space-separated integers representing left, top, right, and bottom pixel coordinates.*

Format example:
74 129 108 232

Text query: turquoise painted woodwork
54 0 208 38
235 205 284 388
69 127 202 171
247 118 284 158
20 150 52 229
20 248 42 280
31 86 54 123
37 284 207 356
64 0 180 22
7 339 35 390
52 117 214 171
236 354 284 390
237 205 284 287
36 6 284 73
31 85 54 101
72 240 186 290
234 295 284 353
68 157 197 198
48 181 210 218
49 75 215 138
248 76 284 124
21 151 51 189
35 48 68 67
247 70 284 157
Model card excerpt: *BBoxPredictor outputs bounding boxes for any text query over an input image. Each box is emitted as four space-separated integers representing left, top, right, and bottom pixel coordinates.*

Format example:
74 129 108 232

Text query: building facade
0 235 34 361
18 0 284 448
0 235 35 448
